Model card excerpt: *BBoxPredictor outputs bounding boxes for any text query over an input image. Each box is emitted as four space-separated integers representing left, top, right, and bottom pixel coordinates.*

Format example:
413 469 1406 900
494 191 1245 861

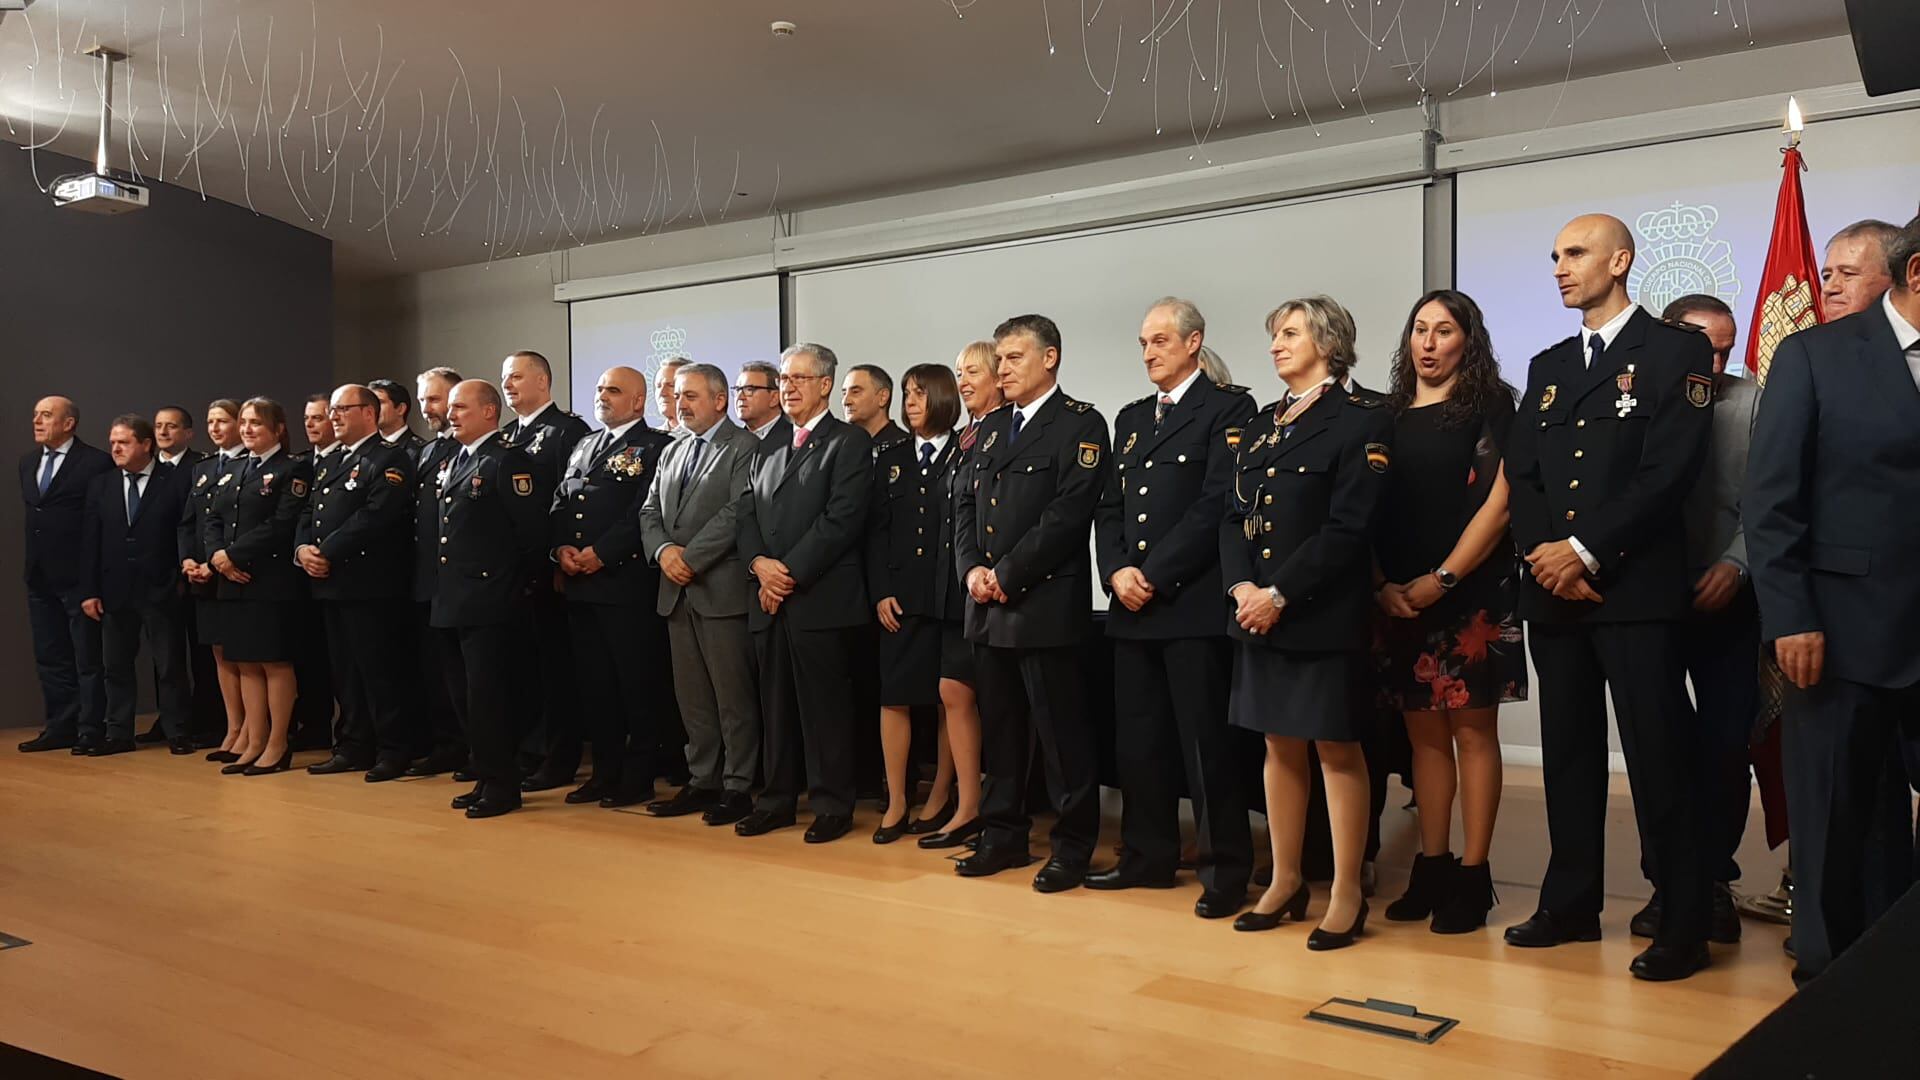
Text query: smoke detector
770 20 797 38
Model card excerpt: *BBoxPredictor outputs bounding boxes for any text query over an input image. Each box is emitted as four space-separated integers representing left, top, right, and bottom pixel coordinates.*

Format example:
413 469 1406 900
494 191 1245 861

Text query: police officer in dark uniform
1091 298 1258 917
405 368 468 777
953 314 1110 892
433 379 552 819
550 366 672 808
1502 214 1715 981
498 349 593 790
370 378 430 463
295 385 419 782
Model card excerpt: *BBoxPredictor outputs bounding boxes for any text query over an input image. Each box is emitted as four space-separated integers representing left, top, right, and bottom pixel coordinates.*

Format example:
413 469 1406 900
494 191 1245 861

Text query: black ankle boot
1431 861 1496 934
1385 853 1455 922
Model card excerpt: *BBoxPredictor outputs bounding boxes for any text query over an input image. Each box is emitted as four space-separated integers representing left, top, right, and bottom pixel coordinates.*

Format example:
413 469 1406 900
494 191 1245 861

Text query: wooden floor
0 726 1793 1079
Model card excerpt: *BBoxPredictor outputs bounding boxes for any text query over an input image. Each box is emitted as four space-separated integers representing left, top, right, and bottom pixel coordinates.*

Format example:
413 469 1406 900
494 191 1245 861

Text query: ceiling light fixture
771 20 797 39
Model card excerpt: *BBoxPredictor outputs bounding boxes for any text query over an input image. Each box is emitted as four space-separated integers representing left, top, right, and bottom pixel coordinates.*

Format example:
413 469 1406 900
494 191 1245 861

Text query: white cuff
1568 536 1601 575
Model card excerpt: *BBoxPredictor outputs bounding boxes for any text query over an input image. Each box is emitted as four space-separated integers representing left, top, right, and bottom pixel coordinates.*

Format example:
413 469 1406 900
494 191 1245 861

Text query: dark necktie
455 447 471 472
1587 334 1605 369
1010 408 1027 446
679 437 705 498
1154 393 1172 430
125 471 143 523
919 442 935 472
37 449 59 494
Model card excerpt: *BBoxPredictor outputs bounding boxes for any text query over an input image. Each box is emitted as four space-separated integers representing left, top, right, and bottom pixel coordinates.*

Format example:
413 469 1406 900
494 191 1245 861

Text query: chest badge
217 472 234 486
982 431 997 453
196 474 209 488
888 464 901 483
1614 365 1638 418
527 429 548 456
1122 432 1137 455
471 474 484 495
1539 385 1558 411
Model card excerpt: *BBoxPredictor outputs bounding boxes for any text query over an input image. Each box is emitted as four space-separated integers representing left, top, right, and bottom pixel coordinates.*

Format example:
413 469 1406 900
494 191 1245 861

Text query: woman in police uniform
179 399 249 763
1222 296 1393 950
867 364 964 843
203 397 312 775
915 342 1003 850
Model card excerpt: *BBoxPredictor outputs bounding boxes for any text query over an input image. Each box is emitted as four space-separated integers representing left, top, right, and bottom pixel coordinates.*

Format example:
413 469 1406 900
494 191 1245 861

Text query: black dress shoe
364 759 410 783
905 800 955 835
20 732 77 753
466 793 522 819
206 750 241 763
1195 888 1249 920
70 739 102 756
1307 901 1371 951
136 724 167 745
1032 858 1087 894
243 751 293 775
647 785 720 817
954 843 1036 878
306 754 370 776
520 770 575 793
452 768 477 783
918 817 983 850
1630 892 1663 939
872 814 911 845
1085 863 1178 891
169 738 196 756
1234 881 1312 931
87 738 138 757
598 785 654 810
1630 941 1710 981
565 779 613 805
701 791 753 826
805 814 854 844
734 808 797 836
1504 910 1602 948
451 785 485 811
1710 883 1742 944
404 751 465 778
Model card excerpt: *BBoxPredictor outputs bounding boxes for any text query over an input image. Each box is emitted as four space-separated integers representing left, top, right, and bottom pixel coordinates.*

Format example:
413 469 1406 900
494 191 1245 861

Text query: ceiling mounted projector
52 173 149 214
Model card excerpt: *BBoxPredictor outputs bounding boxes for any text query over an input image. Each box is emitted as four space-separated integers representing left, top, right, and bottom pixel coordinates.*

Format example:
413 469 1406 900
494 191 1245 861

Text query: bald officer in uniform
433 380 551 819
295 384 418 781
1503 214 1715 981
551 366 673 808
953 314 1110 892
1092 297 1257 917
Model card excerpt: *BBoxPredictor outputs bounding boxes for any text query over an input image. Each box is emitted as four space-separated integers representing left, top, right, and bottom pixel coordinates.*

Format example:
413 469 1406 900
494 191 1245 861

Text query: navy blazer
737 413 873 632
1747 303 1920 689
19 438 115 597
80 462 188 611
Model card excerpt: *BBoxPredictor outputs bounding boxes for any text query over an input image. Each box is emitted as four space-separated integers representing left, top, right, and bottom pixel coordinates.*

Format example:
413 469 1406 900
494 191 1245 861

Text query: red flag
1746 146 1824 386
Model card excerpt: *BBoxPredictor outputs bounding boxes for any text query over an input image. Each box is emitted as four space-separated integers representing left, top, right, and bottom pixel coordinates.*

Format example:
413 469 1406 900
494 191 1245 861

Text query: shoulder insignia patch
511 473 534 496
1663 317 1705 332
290 478 309 498
1347 392 1383 409
1065 399 1094 414
384 468 406 486
1686 373 1714 408
1365 443 1391 473
1078 442 1101 468
1129 393 1155 408
1215 382 1249 395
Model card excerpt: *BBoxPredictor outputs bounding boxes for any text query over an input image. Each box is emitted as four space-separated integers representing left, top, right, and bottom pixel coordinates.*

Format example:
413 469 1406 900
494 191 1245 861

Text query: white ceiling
0 0 1851 276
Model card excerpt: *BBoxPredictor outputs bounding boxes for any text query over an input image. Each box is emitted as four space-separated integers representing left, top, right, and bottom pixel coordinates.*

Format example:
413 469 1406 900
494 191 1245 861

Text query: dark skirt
218 599 297 663
1374 589 1528 712
1229 646 1362 742
194 597 232 648
880 615 942 705
938 619 976 685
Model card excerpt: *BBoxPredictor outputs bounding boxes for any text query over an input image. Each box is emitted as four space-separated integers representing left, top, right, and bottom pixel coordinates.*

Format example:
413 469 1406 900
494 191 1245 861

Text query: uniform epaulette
1532 336 1579 364
1215 382 1249 395
874 433 911 454
1659 317 1705 332
1346 391 1384 409
1128 392 1156 408
1257 400 1284 416
1064 398 1095 414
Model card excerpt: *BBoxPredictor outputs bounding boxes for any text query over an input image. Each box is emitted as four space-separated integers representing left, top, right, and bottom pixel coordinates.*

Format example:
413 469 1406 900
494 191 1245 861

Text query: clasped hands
1109 567 1154 612
966 566 1010 606
1524 540 1603 603
1228 582 1282 635
208 549 251 585
555 545 605 576
296 544 331 579
753 556 796 614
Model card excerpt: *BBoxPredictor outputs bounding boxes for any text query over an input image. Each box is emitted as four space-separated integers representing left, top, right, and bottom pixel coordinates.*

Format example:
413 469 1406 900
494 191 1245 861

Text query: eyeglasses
775 373 827 387
326 403 375 416
732 385 775 395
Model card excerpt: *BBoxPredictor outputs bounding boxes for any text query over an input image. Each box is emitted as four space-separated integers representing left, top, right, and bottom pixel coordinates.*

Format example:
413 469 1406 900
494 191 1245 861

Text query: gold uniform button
1261 548 1272 559
1266 467 1276 477
1574 449 1585 458
1136 513 1147 523
576 494 586 502
1138 486 1148 495
1263 495 1273 505
1569 480 1580 490
1177 454 1187 463
915 547 924 556
439 556 448 564
1565 510 1577 521
575 512 585 519
1297 466 1307 473
1263 521 1273 533
1576 419 1587 428
440 537 448 545
986 526 995 534
322 487 331 494
1136 540 1147 551
1024 465 1034 472
916 527 924 535
1144 461 1153 469
990 498 998 507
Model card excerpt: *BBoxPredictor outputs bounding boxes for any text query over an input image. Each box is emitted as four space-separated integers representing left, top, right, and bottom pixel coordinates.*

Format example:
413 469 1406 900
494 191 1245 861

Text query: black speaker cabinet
1845 0 1920 96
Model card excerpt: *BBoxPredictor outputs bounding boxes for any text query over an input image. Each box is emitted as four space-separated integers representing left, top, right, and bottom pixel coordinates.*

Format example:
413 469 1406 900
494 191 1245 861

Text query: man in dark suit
296 384 419 782
498 349 593 792
139 405 218 747
1502 214 1716 981
550 366 673 808
1092 298 1257 916
78 415 191 755
732 343 874 843
953 314 1111 892
370 378 430 462
641 363 763 826
1747 215 1920 985
18 396 115 752
404 367 468 777
432 379 552 819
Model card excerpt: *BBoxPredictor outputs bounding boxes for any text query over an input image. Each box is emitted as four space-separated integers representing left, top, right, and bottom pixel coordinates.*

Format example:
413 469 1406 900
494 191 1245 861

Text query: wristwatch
1266 585 1284 608
1432 567 1459 590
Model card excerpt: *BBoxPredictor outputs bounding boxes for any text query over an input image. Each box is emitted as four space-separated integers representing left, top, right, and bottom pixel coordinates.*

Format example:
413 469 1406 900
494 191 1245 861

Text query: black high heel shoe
873 813 912 845
905 799 955 835
1233 881 1311 932
1307 900 1370 951
220 757 259 775
207 750 240 763
243 750 293 776
917 816 983 850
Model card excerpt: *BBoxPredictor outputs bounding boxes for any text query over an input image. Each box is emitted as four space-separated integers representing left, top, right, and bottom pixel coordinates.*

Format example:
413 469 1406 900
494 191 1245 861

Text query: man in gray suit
640 363 762 827
1628 293 1760 946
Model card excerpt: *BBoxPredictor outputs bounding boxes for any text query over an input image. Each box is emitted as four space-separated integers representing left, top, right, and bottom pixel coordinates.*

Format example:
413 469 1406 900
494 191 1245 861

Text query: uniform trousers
753 614 859 818
289 595 335 747
1530 620 1710 948
976 643 1099 866
522 586 583 777
322 599 415 765
669 604 760 793
1783 676 1920 982
97 599 190 744
414 601 465 761
1112 636 1250 892
567 601 670 791
439 620 519 793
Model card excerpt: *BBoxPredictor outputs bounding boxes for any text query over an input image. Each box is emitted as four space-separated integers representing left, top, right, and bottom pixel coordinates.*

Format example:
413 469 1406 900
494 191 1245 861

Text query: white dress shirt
37 436 74 486
1885 291 1920 389
123 457 156 524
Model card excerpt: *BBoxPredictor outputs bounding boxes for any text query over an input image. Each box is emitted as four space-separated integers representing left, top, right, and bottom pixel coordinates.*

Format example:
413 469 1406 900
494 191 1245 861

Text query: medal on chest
1614 365 1638 418
527 429 548 456
345 462 362 491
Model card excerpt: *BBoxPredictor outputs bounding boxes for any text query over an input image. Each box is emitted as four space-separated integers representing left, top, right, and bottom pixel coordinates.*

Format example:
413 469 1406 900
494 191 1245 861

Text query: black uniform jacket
411 436 461 604
205 448 313 603
1218 385 1393 653
429 437 552 628
295 438 416 602
866 432 960 619
548 422 672 606
1096 377 1257 640
954 389 1110 650
501 405 592 490
1505 307 1714 624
